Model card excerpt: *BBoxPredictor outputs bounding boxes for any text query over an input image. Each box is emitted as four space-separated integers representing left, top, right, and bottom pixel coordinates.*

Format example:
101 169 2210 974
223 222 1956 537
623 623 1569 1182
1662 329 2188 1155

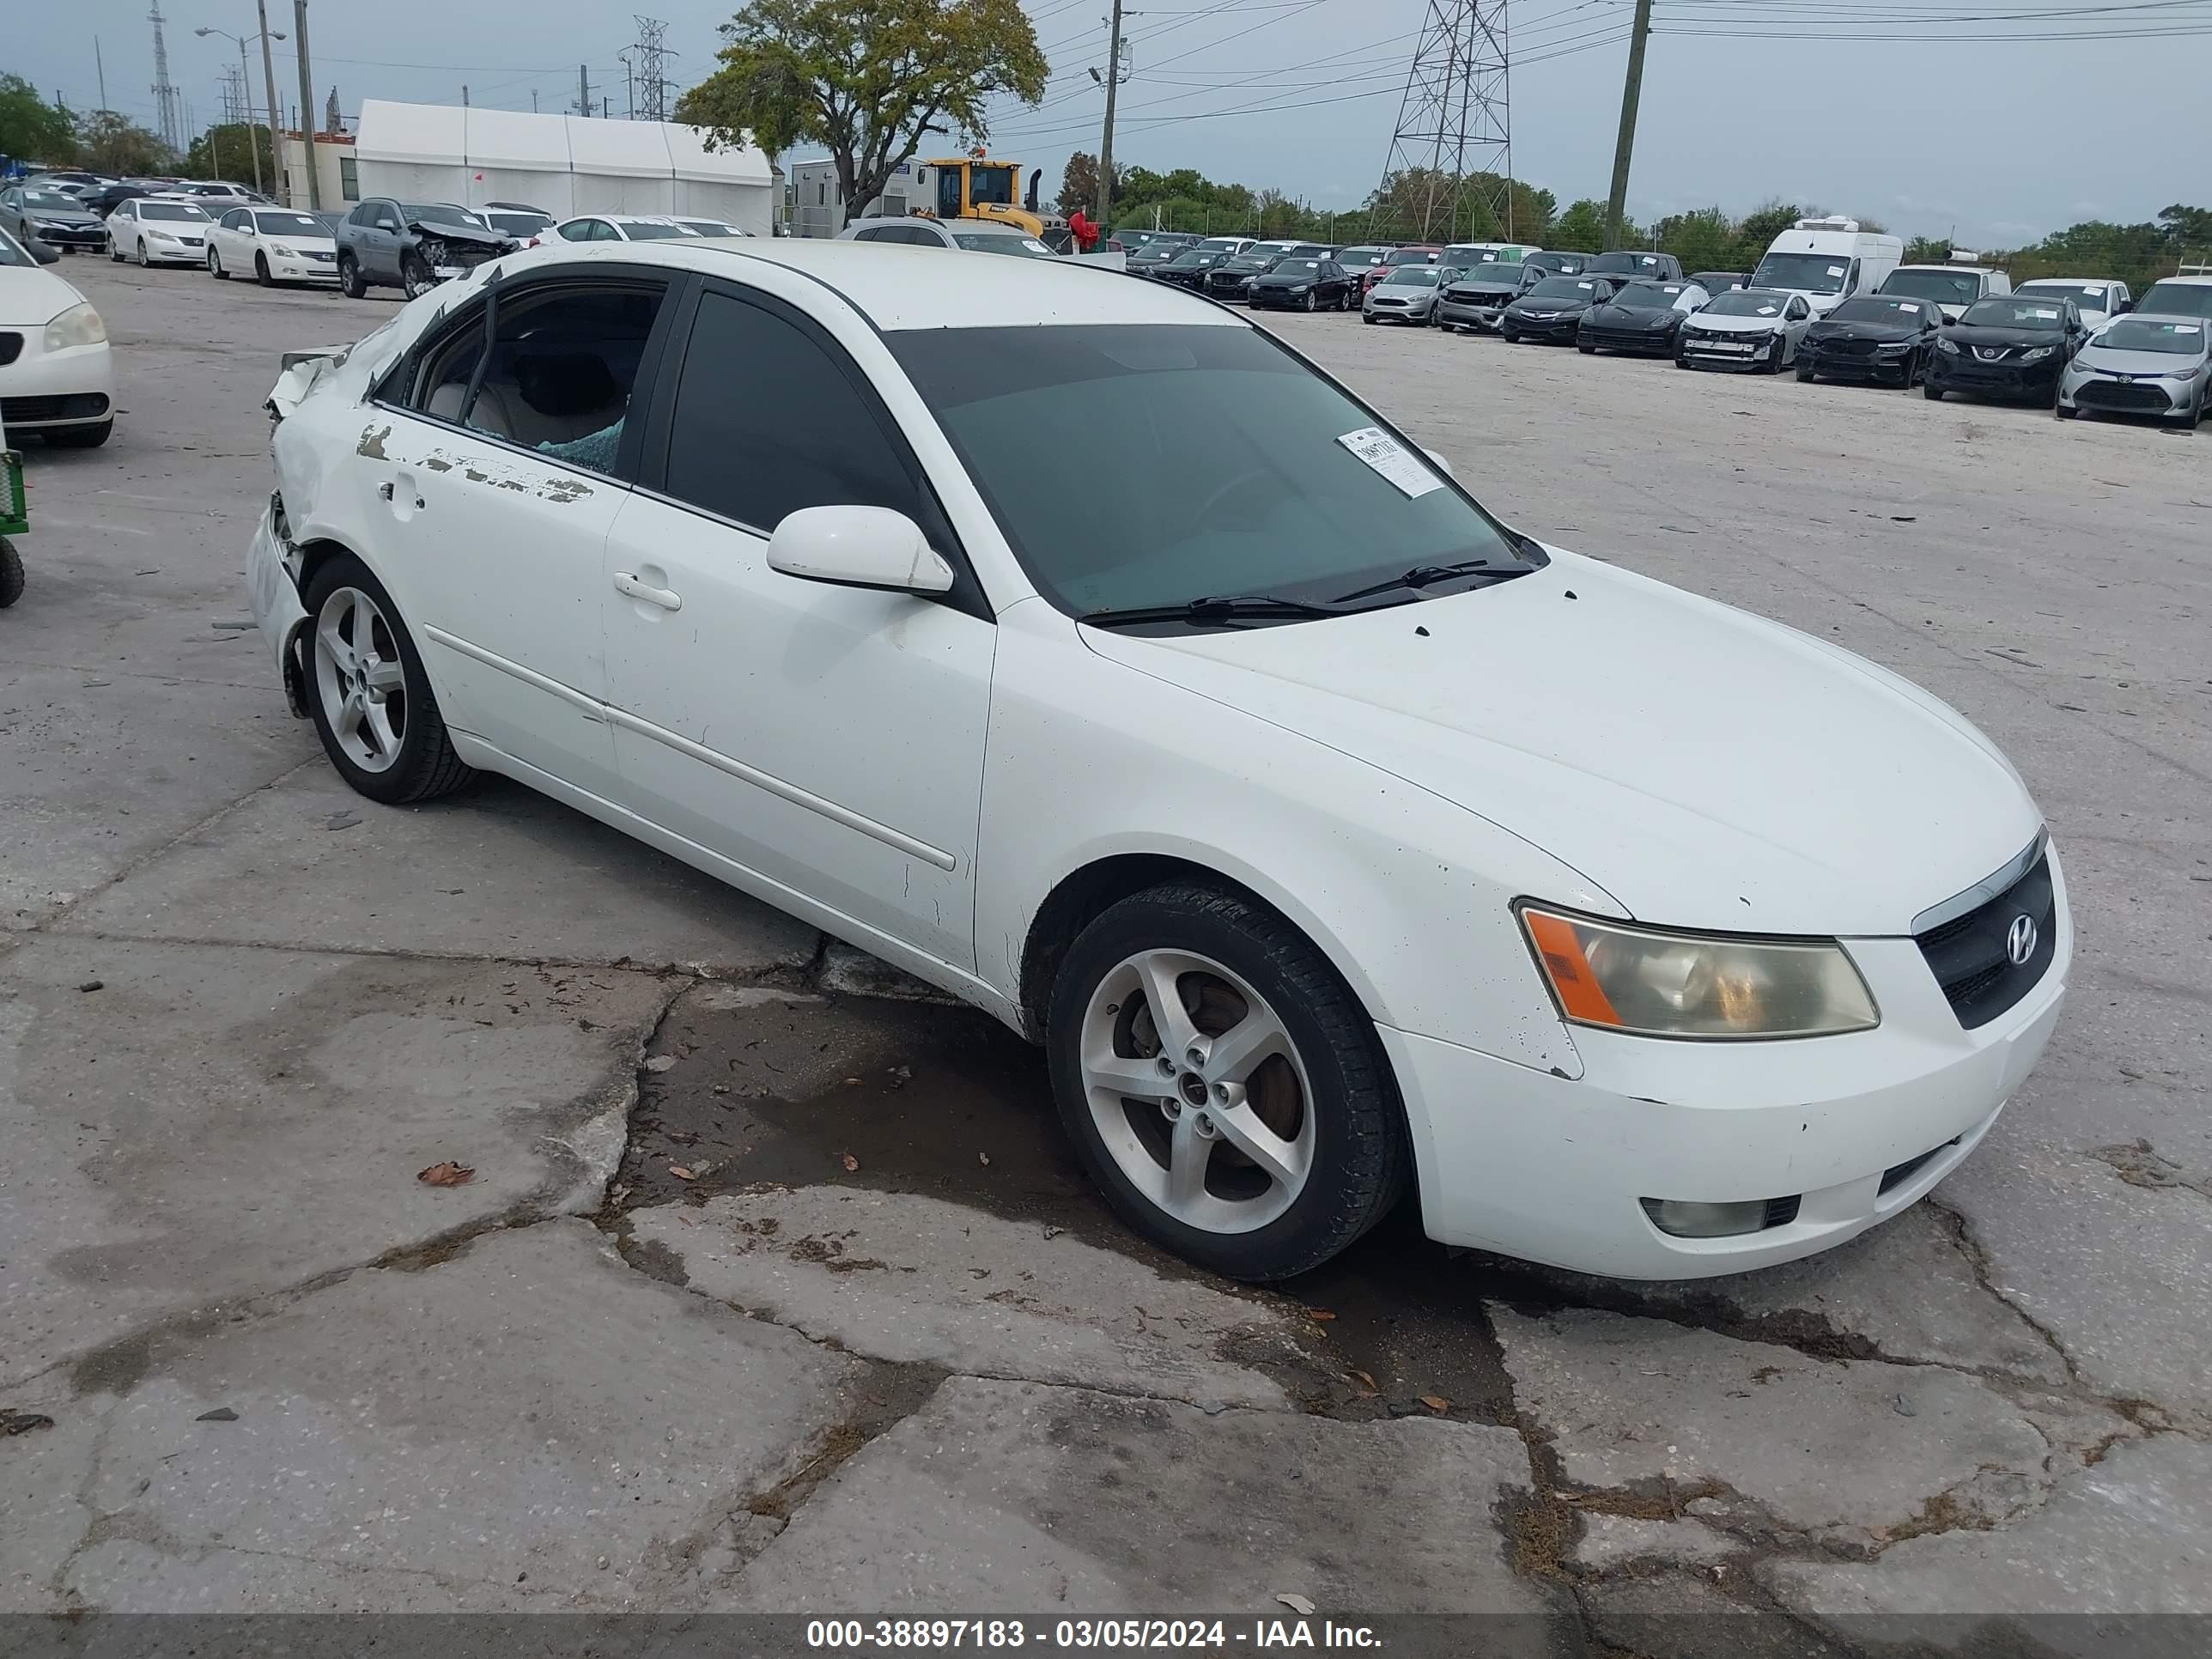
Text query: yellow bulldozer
908 154 1073 252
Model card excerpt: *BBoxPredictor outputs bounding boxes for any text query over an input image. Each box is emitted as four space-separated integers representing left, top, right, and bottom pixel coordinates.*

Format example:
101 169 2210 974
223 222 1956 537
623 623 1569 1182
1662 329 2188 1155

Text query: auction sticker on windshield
1337 427 1443 499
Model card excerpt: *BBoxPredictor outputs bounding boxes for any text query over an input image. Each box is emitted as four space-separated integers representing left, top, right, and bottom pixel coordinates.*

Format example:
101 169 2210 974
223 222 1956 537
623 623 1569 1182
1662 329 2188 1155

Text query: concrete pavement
1 258 2206 1651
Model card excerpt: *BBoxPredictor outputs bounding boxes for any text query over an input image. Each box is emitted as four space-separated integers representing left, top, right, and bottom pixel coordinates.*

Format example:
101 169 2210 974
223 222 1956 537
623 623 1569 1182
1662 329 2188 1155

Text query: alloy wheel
1078 948 1316 1235
312 586 410 774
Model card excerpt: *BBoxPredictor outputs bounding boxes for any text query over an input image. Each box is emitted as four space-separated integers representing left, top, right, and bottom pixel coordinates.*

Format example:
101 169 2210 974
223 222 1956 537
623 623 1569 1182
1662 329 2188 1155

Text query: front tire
1046 884 1408 1281
0 538 22 608
400 252 436 301
301 555 476 805
1303 290 1317 313
135 238 149 268
337 253 366 299
1796 362 1817 382
256 252 273 287
1577 341 1596 355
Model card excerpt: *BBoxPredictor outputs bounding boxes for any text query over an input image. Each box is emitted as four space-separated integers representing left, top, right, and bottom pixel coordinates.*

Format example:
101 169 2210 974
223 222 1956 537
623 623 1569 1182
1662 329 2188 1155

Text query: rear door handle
614 570 682 611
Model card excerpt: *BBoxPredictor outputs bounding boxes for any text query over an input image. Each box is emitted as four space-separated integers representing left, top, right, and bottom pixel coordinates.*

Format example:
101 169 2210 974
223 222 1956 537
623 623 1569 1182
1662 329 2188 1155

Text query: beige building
277 131 359 213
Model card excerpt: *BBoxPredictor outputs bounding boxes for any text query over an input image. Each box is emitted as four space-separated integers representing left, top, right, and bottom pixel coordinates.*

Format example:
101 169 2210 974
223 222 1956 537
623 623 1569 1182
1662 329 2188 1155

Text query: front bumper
1503 313 1583 342
1437 297 1511 331
1803 347 1917 383
1364 299 1427 323
1679 331 1783 370
32 224 106 249
2061 373 2195 417
1581 324 1676 355
1929 353 2063 400
1386 851 2071 1279
0 337 116 431
246 496 311 710
136 236 208 264
270 252 342 283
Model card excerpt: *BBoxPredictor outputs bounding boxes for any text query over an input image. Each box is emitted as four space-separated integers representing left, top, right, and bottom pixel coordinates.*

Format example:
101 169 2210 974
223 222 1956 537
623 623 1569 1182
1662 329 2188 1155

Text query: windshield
1827 297 1929 325
1589 252 1662 275
254 212 326 237
1133 245 1180 263
968 166 1017 207
1200 237 1246 252
1443 246 1512 267
618 220 695 240
22 191 82 210
1382 267 1442 288
1223 255 1275 274
403 203 486 228
487 210 553 235
1384 247 1436 265
2017 283 2109 307
1171 251 1225 269
1273 259 1325 276
1336 247 1389 267
1749 252 1849 294
1529 255 1586 275
1881 268 1984 304
952 230 1054 258
1526 276 1598 301
1705 289 1790 318
2093 318 2203 354
679 220 735 236
2136 282 2212 319
140 201 211 222
1615 283 1686 307
1961 299 2067 329
889 323 1527 617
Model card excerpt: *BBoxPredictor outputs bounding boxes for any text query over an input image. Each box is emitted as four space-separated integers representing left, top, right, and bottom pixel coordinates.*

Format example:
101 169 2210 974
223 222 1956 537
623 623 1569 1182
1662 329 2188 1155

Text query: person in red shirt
1068 207 1099 253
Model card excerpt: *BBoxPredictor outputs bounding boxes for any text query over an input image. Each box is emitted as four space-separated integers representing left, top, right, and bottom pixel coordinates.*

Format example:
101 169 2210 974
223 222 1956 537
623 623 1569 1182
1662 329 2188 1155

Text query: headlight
43 301 107 352
1936 337 1960 355
270 243 298 258
1290 284 1310 295
34 218 74 231
149 229 177 241
2021 345 2054 362
1518 905 1879 1040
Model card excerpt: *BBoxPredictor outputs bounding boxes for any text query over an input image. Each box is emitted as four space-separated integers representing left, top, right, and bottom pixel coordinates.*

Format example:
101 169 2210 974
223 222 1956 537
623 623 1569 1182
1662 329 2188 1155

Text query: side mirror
1422 448 1454 478
2116 298 2132 314
767 506 954 596
30 237 60 265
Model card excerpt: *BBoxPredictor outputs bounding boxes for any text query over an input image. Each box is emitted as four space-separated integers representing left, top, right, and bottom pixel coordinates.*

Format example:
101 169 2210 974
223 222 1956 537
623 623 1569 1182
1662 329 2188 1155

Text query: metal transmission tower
149 0 185 153
629 16 675 122
1376 0 1510 242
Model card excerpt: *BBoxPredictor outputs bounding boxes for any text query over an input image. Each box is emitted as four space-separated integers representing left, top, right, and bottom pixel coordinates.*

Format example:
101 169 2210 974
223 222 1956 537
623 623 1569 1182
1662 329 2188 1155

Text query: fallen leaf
644 1054 678 1074
0 1410 57 1437
669 1165 696 1182
1352 1370 1376 1389
1307 1308 1337 1322
325 811 362 831
196 1407 240 1422
842 1076 863 1085
840 1153 860 1172
977 1152 992 1167
416 1161 476 1188
1419 1394 1450 1413
1276 1594 1316 1616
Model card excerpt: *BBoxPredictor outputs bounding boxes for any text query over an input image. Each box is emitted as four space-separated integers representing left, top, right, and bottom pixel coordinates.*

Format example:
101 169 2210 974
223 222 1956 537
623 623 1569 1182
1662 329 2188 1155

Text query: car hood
1947 324 2065 349
1588 302 1680 326
1507 295 1597 313
1807 319 1920 344
1079 550 2038 934
1686 310 1790 334
1250 272 1318 287
2073 343 2203 375
404 216 514 248
25 207 104 227
0 264 90 326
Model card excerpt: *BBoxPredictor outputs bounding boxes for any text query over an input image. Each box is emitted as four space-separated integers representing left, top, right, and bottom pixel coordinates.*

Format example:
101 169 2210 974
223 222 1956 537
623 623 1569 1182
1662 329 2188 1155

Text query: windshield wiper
1079 594 1348 629
1330 556 1534 605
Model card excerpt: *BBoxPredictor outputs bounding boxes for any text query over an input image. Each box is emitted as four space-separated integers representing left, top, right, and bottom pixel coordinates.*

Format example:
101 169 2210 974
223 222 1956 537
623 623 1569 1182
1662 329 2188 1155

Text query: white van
1747 216 1904 318
1878 258 2011 321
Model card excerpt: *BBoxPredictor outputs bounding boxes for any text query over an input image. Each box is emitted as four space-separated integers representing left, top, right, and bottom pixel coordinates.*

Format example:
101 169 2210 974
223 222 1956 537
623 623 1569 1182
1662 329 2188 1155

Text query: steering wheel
1192 468 1274 528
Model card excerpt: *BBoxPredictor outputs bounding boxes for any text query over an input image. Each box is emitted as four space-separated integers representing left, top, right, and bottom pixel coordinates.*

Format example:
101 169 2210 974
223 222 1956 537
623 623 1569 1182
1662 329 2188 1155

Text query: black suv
334 198 516 301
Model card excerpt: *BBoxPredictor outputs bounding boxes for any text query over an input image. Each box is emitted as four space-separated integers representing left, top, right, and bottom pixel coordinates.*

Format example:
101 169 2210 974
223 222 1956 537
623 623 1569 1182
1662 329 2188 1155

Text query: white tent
354 100 774 234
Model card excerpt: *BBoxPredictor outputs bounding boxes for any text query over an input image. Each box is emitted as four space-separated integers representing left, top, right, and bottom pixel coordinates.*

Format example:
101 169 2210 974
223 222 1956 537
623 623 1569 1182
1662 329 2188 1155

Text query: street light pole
236 35 263 192
198 21 285 198
256 0 289 204
293 0 320 210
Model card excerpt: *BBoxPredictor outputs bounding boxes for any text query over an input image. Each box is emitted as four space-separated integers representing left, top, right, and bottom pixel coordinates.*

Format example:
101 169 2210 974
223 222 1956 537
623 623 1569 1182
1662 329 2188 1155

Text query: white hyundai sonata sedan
247 240 2069 1282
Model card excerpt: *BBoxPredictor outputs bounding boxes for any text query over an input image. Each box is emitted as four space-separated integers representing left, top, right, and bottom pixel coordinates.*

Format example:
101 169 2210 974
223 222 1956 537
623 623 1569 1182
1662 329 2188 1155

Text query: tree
1551 198 1607 252
1058 152 1098 216
1729 199 1801 270
677 0 1047 220
1653 206 1735 273
0 74 80 167
182 122 276 186
76 110 171 176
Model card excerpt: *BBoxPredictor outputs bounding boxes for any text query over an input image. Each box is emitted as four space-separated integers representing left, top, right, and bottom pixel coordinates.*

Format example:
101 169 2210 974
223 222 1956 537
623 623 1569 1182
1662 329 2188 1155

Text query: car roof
2017 277 2114 287
507 239 1242 331
2144 274 2212 286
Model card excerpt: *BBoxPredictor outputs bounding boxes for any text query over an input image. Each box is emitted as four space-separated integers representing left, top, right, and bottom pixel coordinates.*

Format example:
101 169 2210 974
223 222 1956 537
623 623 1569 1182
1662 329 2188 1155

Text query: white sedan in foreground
247 240 2069 1282
0 227 115 446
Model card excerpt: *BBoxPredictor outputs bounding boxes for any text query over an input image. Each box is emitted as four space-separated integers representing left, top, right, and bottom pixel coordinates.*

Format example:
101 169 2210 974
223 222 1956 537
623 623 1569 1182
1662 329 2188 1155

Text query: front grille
1584 327 1665 349
1972 345 2014 362
1764 1195 1802 1228
2075 380 2173 413
1914 848 2057 1029
1880 1138 1961 1195
0 333 21 367
3 392 111 422
1820 338 1879 359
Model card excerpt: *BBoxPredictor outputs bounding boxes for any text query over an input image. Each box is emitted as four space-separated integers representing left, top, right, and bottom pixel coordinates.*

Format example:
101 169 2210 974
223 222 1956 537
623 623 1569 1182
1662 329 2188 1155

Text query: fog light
1640 1197 1770 1238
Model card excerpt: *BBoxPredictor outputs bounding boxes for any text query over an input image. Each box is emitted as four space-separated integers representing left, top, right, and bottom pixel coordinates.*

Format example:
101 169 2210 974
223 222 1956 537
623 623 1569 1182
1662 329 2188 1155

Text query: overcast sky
15 0 2209 248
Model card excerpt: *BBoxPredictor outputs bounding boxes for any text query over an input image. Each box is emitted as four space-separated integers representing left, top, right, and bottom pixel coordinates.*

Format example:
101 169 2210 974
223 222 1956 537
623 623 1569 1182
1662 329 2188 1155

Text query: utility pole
1603 0 1654 250
236 41 264 192
532 89 539 112
293 0 320 208
1094 0 1125 231
95 38 109 112
578 64 592 117
255 0 288 204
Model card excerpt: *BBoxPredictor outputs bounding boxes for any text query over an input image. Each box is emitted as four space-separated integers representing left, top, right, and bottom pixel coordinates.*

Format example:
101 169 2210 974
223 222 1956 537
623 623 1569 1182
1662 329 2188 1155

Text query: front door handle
614 570 683 612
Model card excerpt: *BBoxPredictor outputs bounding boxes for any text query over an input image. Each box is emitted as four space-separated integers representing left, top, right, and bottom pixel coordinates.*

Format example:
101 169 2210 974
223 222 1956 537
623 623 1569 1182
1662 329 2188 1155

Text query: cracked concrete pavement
2 261 2207 1650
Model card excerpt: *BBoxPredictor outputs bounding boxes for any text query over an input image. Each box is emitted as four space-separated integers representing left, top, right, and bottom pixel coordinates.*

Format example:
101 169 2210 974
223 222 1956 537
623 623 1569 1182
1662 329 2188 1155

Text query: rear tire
1577 341 1596 355
209 246 227 278
1796 362 1817 382
0 538 22 608
1045 882 1409 1281
1924 381 1945 401
46 420 112 448
301 554 477 805
2056 404 2078 421
337 253 366 299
